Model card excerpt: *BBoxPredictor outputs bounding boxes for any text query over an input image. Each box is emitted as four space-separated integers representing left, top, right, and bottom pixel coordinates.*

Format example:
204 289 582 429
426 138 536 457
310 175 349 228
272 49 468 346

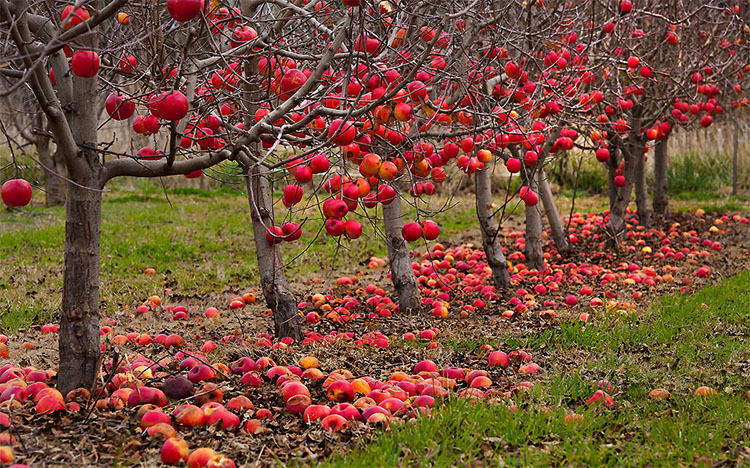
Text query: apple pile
0 335 544 467
291 209 747 326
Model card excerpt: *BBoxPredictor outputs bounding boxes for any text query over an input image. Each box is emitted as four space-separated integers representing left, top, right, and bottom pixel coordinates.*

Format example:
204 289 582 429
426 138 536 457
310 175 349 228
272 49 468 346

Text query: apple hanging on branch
1 179 33 207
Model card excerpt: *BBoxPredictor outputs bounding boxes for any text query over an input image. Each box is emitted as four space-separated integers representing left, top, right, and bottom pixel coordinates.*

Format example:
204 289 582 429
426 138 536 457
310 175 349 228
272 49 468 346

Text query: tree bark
606 133 639 246
39 145 66 206
383 192 420 313
607 139 619 211
732 119 739 196
57 174 102 395
56 26 103 394
245 164 301 340
537 167 570 255
653 136 669 216
522 168 544 271
634 136 651 228
475 166 510 290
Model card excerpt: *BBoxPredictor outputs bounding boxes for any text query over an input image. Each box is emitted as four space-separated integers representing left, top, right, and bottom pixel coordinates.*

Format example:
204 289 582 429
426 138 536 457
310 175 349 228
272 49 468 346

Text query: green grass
0 186 479 331
667 151 734 194
546 147 748 206
326 271 750 467
547 153 610 195
670 190 750 214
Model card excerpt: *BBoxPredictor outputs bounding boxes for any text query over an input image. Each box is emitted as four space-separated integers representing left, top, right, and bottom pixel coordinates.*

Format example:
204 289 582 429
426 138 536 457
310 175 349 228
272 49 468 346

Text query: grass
667 151 734 194
0 182 480 331
547 145 748 198
548 153 609 195
326 271 750 467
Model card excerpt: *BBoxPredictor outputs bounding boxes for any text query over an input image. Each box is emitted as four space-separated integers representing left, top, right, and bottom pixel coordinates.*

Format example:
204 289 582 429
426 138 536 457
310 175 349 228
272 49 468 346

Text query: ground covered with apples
1 193 750 467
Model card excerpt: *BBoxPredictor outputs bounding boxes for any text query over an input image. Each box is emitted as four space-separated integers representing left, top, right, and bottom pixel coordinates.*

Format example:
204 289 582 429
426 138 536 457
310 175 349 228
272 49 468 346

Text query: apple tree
0 0 233 393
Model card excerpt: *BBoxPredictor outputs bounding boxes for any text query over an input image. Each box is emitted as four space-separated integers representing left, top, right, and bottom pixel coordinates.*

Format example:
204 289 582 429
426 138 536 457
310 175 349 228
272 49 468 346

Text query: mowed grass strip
324 271 750 467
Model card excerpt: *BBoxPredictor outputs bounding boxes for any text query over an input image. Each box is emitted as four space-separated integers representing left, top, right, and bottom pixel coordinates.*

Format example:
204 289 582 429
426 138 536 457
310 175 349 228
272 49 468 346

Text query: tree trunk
607 139 619 211
634 137 651 228
606 135 638 246
537 167 570 255
57 25 105 392
25 109 65 206
522 168 544 271
733 119 739 196
383 193 420 313
245 164 301 340
475 166 510 290
5 0 104 394
607 108 644 246
653 136 669 216
236 29 299 339
57 174 102 395
39 145 66 206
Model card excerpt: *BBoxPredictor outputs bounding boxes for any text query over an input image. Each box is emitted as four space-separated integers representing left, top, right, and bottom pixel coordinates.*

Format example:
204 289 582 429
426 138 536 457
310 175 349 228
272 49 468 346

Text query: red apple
309 153 330 174
413 360 439 374
140 410 171 429
402 222 423 242
376 184 396 205
187 447 216 468
282 184 303 206
226 395 254 412
326 380 354 402
595 148 610 162
279 69 307 97
0 446 13 464
421 220 439 240
328 402 359 422
187 364 216 384
157 91 189 121
61 5 89 30
71 50 99 78
293 165 313 184
343 220 362 239
281 222 302 241
1 179 32 207
505 158 522 173
119 54 137 73
327 119 356 146
206 408 240 430
303 404 331 423
519 186 538 206
167 0 204 22
265 225 284 244
161 438 189 465
488 351 510 367
174 404 206 427
322 198 349 219
324 218 346 237
105 92 135 121
321 413 349 430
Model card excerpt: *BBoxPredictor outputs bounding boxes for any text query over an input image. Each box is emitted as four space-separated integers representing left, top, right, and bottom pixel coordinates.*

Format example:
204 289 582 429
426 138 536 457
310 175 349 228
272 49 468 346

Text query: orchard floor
1 188 750 467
